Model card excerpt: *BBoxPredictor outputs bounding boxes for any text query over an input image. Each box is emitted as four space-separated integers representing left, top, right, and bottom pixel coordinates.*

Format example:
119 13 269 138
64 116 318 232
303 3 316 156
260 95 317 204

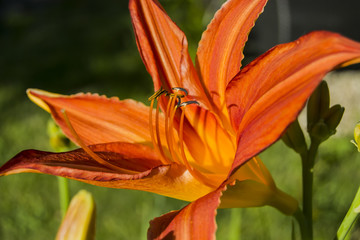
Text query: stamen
148 87 167 101
155 97 171 164
165 97 181 163
149 98 169 164
148 87 216 187
177 100 200 108
61 110 138 174
168 98 181 163
171 87 188 98
178 108 217 188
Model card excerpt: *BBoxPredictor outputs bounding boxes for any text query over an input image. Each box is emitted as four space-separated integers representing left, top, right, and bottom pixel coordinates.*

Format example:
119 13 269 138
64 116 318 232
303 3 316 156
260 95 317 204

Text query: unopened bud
56 190 96 240
282 119 307 154
324 104 344 133
309 120 330 142
307 81 330 131
309 104 344 143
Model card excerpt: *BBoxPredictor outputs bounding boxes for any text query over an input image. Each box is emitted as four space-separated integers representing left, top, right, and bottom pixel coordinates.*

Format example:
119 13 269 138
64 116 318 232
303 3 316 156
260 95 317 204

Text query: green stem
57 177 70 218
228 208 242 240
293 207 311 240
301 140 320 240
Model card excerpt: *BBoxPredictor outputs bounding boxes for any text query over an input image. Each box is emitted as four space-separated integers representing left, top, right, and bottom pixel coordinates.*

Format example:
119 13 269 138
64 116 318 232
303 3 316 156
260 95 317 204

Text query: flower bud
308 105 344 143
282 119 307 154
307 81 330 131
307 81 344 144
309 120 330 142
324 104 344 133
56 190 96 240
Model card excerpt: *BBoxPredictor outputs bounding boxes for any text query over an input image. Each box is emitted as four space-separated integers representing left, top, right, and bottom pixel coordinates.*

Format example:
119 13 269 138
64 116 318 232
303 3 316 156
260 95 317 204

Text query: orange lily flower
2 0 360 239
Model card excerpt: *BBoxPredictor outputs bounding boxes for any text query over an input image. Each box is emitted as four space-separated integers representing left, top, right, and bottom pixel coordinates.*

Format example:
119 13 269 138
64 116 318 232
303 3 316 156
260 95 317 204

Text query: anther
171 87 188 98
148 88 167 101
177 100 200 108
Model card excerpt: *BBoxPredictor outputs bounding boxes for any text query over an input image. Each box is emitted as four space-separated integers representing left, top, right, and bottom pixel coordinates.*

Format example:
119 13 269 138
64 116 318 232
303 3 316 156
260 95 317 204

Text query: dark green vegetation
1 0 359 239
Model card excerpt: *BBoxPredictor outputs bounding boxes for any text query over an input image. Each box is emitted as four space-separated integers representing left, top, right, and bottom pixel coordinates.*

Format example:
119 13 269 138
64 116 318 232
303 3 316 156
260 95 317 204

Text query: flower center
148 88 218 188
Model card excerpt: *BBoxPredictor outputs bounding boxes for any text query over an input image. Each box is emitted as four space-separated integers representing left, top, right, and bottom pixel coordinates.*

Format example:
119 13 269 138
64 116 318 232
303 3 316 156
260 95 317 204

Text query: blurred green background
1 0 360 239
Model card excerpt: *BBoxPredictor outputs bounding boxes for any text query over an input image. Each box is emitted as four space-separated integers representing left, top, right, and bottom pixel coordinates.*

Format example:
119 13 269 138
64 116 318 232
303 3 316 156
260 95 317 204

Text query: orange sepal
196 0 268 112
27 89 165 146
0 142 214 201
148 185 225 240
226 31 360 173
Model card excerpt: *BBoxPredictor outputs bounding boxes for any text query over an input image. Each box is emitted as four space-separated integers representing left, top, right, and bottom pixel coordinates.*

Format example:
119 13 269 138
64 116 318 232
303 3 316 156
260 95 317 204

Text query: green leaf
336 187 360 240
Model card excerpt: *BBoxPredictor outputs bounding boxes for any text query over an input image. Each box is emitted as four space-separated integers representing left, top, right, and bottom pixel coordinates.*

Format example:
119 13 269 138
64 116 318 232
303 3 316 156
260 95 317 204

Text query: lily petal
179 37 212 108
226 31 360 173
196 0 268 113
0 142 214 201
129 0 182 90
220 180 298 215
220 157 297 215
183 104 236 174
229 157 275 187
27 89 165 146
148 185 225 240
129 0 206 102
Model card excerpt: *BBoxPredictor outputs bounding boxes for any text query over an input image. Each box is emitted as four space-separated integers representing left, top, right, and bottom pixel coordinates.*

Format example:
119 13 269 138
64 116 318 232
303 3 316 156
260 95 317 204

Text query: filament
165 97 180 163
155 97 171 164
168 96 182 164
149 98 169 164
61 110 138 174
